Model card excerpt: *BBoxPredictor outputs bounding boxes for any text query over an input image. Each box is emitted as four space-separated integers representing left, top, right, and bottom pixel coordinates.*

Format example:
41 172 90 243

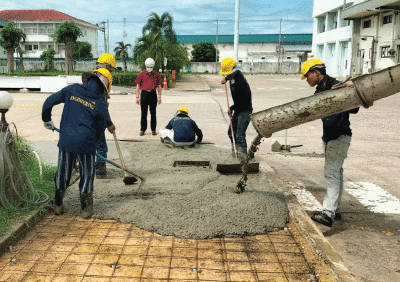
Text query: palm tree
133 33 164 70
142 12 177 43
0 22 26 73
17 47 25 72
114 41 131 71
53 21 83 75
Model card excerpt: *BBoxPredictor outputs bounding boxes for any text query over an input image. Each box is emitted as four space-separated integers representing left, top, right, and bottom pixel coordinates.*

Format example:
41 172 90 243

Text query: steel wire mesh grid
0 214 331 281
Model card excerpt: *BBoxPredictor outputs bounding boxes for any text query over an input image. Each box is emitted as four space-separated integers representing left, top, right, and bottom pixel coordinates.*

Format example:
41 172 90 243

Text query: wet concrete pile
61 141 289 239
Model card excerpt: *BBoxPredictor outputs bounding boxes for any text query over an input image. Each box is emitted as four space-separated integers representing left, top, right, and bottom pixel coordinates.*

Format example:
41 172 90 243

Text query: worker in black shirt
221 58 253 163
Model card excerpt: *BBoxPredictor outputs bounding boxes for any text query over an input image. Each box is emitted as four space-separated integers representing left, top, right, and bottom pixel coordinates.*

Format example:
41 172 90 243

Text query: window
358 49 365 58
286 57 291 59
383 15 393 25
363 20 371 28
381 46 390 58
25 45 32 51
261 57 266 60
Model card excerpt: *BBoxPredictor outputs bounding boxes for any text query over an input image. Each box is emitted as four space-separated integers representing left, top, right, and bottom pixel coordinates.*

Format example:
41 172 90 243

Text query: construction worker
302 58 359 228
220 58 253 163
94 53 116 177
136 58 162 136
42 68 114 219
159 106 203 147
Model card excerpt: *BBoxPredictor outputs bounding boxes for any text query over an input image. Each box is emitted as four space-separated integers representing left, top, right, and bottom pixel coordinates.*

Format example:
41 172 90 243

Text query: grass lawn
0 134 57 237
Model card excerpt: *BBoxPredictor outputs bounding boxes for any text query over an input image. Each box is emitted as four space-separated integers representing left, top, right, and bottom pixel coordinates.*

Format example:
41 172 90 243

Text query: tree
40 48 56 71
72 41 93 60
133 33 164 70
114 41 131 71
53 21 82 74
191 41 218 62
164 41 191 73
0 22 26 73
17 47 25 72
142 12 177 43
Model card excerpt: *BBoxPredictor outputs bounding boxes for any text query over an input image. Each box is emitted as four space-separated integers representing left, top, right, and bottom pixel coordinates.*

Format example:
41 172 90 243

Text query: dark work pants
95 131 107 164
140 90 157 132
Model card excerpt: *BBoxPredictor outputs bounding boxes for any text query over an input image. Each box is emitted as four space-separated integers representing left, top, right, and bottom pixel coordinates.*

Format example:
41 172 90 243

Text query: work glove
43 121 55 131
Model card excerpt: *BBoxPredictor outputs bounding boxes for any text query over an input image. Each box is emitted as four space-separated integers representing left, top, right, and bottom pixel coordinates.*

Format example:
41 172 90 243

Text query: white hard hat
145 58 155 67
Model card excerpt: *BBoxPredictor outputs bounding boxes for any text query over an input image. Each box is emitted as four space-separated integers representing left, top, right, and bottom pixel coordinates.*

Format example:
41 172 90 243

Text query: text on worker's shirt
70 96 95 110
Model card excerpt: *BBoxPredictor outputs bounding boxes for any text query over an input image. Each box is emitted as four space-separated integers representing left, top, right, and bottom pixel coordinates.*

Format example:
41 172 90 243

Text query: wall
4 59 300 74
183 61 300 74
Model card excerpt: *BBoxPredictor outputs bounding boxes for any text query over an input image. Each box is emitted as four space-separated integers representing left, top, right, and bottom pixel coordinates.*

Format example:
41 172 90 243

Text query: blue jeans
95 131 107 164
228 110 252 149
322 135 351 219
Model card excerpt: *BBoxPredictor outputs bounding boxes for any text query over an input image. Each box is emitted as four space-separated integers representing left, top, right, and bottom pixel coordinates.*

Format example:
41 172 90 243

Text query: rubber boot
80 193 94 219
237 146 248 164
95 162 107 178
54 190 64 215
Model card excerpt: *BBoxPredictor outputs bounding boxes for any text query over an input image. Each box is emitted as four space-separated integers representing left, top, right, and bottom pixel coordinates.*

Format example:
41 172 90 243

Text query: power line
101 19 313 24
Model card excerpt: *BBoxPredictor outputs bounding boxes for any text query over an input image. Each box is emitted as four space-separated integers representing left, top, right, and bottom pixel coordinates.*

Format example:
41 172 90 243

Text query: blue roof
177 34 312 44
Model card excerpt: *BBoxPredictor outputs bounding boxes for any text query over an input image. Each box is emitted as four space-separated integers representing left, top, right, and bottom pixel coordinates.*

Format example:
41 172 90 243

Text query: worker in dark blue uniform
159 106 203 147
42 68 114 219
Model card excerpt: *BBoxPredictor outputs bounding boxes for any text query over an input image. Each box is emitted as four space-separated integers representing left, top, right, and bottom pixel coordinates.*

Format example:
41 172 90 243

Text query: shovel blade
216 163 259 174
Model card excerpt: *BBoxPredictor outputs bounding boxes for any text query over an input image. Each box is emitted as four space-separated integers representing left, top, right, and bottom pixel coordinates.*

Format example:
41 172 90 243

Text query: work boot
80 193 94 219
139 131 145 136
95 162 107 178
54 190 64 215
236 146 248 164
311 212 333 227
152 131 157 136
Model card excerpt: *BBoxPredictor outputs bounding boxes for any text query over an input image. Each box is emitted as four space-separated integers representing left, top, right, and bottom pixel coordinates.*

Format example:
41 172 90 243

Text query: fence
3 59 301 74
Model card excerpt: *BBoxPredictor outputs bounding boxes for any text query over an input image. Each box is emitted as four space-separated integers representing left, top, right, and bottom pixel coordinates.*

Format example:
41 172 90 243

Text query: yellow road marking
11 105 42 109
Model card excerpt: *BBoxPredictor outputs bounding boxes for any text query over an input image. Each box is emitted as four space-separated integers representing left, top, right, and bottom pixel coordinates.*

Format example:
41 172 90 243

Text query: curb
0 208 48 256
259 160 357 282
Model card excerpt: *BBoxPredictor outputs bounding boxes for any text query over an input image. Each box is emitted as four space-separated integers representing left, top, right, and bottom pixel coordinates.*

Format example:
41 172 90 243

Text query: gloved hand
43 121 55 131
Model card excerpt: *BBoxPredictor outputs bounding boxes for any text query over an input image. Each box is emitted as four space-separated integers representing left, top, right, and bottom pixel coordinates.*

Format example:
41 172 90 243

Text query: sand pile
61 141 289 239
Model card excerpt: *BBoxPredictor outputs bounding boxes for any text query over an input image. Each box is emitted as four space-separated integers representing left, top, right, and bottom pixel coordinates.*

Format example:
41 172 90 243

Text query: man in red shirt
135 58 162 136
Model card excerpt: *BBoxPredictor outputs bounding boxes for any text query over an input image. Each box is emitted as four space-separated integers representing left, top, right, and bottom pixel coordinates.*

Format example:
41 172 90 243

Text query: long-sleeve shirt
229 70 253 113
315 75 359 142
42 77 109 155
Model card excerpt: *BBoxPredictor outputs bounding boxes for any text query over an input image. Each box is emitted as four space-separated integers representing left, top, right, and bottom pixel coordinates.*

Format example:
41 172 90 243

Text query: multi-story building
0 9 100 59
177 34 312 63
311 0 366 78
342 0 400 75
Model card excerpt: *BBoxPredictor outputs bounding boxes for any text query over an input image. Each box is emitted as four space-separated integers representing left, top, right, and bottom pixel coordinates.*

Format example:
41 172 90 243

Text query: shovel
271 140 303 152
53 127 145 190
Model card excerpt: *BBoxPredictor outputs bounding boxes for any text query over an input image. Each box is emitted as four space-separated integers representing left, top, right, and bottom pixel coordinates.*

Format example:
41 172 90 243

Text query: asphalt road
5 74 400 282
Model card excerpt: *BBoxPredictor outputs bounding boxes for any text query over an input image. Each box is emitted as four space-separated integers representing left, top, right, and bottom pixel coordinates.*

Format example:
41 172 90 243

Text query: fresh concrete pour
61 141 289 239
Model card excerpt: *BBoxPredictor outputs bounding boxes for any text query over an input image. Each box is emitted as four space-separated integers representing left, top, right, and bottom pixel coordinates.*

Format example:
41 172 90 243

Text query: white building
177 34 312 64
312 0 366 78
342 0 400 75
0 9 100 59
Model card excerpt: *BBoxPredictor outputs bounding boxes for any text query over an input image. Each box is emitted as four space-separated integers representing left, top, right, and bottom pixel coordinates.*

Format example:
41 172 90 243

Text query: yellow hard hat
221 58 236 75
301 58 325 80
92 68 113 91
97 53 116 68
177 106 188 114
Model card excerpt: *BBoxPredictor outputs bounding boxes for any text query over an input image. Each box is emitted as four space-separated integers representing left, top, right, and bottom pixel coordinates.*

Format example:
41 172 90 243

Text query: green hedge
113 73 172 88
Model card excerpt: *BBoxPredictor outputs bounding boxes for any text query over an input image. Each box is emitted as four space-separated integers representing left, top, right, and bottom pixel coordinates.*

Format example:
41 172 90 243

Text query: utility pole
277 19 282 74
234 0 240 61
101 21 107 53
216 19 219 73
107 19 110 54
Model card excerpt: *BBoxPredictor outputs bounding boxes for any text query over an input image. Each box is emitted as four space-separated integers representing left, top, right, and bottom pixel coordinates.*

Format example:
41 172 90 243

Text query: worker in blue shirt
159 106 203 147
42 68 114 219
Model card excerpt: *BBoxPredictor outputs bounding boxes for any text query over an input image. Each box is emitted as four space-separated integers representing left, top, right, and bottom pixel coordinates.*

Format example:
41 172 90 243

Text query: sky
1 0 314 55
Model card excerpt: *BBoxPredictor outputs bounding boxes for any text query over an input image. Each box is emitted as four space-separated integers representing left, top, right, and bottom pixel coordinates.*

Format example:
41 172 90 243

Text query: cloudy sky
2 0 314 55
